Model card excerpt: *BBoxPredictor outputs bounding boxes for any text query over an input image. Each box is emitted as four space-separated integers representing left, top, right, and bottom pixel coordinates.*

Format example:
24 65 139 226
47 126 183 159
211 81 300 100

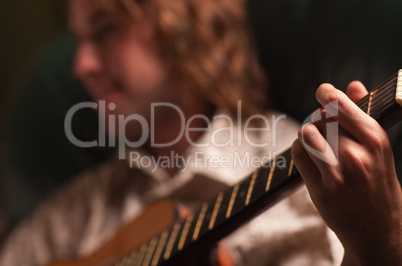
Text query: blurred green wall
0 0 67 120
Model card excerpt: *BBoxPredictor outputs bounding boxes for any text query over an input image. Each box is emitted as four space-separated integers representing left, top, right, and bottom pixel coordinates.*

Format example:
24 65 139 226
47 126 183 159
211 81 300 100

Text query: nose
73 42 103 80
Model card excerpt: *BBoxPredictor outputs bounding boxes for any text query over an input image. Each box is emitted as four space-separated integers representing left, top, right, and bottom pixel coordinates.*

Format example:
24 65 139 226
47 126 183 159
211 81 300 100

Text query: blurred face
69 0 180 138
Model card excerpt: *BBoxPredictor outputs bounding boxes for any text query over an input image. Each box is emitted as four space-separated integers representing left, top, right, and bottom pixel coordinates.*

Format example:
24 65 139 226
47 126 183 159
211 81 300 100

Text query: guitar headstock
397 69 402 106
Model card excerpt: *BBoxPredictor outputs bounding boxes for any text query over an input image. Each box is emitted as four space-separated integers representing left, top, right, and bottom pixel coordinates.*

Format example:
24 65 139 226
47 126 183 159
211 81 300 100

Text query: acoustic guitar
48 71 402 266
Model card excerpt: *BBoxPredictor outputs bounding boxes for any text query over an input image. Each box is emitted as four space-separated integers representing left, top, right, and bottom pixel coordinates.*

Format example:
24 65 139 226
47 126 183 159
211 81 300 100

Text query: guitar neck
116 71 402 266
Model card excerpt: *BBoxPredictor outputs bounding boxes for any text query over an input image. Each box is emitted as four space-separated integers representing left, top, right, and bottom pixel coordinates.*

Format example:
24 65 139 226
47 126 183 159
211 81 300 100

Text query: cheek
118 43 168 94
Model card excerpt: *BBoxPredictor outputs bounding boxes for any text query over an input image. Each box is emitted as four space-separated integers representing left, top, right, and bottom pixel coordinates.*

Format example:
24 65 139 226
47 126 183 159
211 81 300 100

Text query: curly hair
100 0 268 118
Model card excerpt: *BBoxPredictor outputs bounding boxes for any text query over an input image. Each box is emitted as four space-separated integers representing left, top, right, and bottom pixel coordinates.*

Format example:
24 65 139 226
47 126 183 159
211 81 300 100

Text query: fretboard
116 70 402 266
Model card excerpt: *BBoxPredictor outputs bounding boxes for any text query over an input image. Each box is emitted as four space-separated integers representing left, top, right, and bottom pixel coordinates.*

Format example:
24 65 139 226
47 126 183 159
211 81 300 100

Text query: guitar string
356 74 396 110
370 89 398 120
358 76 397 113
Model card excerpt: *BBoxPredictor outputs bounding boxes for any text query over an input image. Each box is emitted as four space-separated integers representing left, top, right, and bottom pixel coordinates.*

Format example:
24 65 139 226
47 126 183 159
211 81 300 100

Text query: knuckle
299 123 317 142
326 174 345 193
319 167 345 193
342 146 370 172
317 83 344 105
365 130 390 152
368 134 384 150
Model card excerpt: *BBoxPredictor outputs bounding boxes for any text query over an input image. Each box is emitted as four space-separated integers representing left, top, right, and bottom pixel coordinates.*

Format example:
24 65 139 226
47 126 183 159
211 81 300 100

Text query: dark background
0 0 67 240
0 0 67 118
1 0 401 243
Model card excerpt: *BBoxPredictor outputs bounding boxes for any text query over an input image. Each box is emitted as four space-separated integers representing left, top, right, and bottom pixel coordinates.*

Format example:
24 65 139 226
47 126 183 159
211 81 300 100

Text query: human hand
291 82 402 265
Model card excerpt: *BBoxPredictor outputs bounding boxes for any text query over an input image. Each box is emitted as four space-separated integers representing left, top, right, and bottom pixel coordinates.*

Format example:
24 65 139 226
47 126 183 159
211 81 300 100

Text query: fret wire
113 252 131 266
250 165 274 196
370 90 397 113
131 248 142 266
121 256 131 266
370 92 393 112
227 152 284 200
370 84 396 108
224 151 287 199
213 196 229 225
245 170 258 206
134 244 148 266
356 75 396 110
230 180 252 216
357 96 370 106
367 91 374 115
177 215 193 251
228 149 282 193
226 185 239 218
129 250 138 259
357 96 371 113
364 80 396 111
266 157 276 191
268 151 294 189
143 237 159 266
129 249 139 266
357 93 372 110
129 251 140 266
280 152 291 170
288 159 294 177
209 192 224 229
151 231 169 266
193 203 209 241
127 250 139 265
164 222 181 260
256 163 270 181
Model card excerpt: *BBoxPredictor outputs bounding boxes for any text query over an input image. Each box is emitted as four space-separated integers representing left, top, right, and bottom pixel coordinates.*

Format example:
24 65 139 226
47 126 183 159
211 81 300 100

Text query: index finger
315 83 383 144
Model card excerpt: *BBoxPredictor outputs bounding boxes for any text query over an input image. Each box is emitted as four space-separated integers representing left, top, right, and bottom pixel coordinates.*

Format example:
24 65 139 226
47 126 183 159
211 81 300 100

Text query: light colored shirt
0 111 344 265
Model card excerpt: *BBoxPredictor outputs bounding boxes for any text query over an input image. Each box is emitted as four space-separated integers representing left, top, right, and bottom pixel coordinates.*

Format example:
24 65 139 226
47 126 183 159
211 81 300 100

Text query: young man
0 0 401 265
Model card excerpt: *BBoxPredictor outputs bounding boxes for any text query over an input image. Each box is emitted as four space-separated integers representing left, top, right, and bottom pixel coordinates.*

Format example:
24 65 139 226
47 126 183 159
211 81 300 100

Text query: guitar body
47 200 176 266
47 200 233 266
